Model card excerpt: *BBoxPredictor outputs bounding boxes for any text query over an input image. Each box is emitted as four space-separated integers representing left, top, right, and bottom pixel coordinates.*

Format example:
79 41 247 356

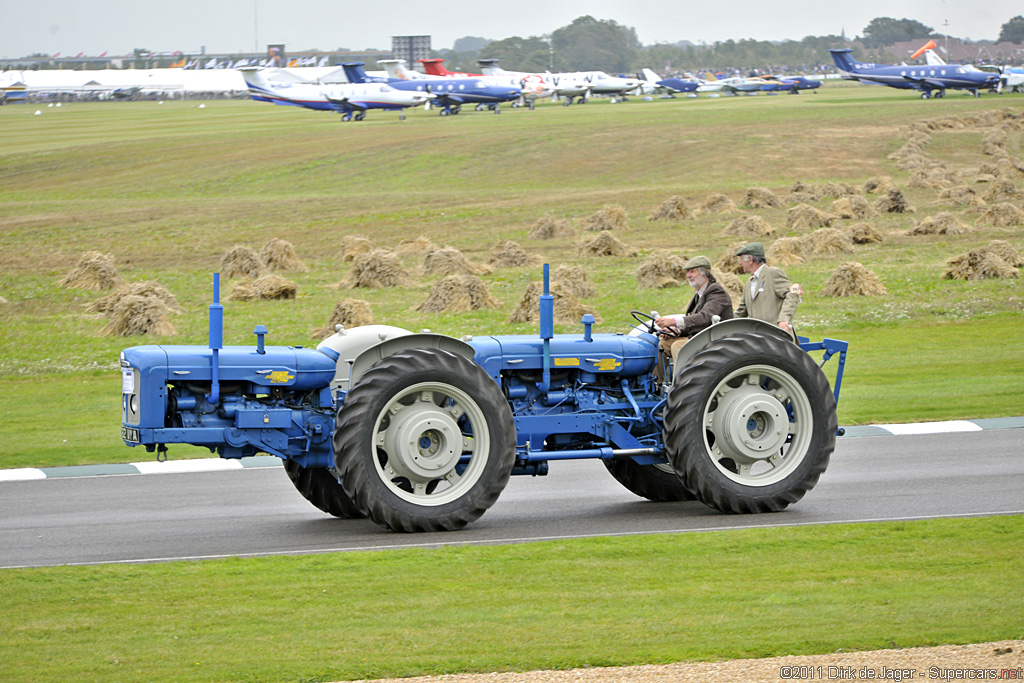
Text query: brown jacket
673 281 735 337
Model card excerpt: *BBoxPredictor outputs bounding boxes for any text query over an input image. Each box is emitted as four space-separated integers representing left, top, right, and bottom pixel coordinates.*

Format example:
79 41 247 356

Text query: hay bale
943 249 1019 281
528 213 577 239
415 274 502 313
394 235 437 257
488 240 541 268
802 227 854 256
553 264 596 299
648 195 695 221
340 249 413 289
907 213 969 236
100 294 176 336
864 176 897 194
220 245 265 279
700 193 739 215
937 185 985 208
874 188 913 214
820 262 887 297
846 223 884 245
583 205 628 231
830 196 876 220
340 235 374 263
984 240 1024 267
977 203 1024 228
423 247 491 277
314 298 374 338
715 242 748 274
722 214 775 238
226 274 298 301
766 237 807 266
982 179 1022 203
505 280 600 325
576 231 637 258
635 250 689 289
787 204 835 230
742 187 782 209
60 251 123 290
86 281 183 315
260 238 308 272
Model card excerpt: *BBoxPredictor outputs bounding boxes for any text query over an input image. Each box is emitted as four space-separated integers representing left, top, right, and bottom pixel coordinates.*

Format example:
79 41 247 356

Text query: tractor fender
673 318 792 375
316 325 413 392
347 332 475 393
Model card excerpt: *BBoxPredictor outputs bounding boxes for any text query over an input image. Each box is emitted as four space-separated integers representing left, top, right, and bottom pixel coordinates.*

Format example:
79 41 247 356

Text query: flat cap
735 241 765 258
683 255 712 270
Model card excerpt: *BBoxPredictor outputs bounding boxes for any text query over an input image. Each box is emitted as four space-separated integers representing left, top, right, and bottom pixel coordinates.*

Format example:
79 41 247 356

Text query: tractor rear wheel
663 332 836 513
283 460 364 519
603 459 696 501
334 348 516 532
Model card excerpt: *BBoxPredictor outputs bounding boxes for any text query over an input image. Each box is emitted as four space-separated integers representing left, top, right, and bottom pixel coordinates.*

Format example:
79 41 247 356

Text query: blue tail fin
829 49 856 72
342 62 371 84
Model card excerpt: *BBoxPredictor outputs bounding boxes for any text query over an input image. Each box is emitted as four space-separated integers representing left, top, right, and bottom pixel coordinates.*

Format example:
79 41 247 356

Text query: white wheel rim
701 364 813 487
371 381 489 506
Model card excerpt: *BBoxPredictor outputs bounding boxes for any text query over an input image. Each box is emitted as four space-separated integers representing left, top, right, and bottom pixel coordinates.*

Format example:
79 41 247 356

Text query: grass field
1 84 1023 683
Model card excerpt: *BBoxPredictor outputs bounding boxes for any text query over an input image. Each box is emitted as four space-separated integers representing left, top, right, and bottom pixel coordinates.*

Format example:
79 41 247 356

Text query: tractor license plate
121 426 140 443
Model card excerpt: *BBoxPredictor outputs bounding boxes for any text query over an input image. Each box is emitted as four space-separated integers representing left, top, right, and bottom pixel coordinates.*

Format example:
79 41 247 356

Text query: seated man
653 255 734 382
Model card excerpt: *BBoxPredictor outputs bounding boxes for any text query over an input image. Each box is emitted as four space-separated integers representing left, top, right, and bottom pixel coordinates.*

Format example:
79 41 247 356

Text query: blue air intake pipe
206 273 223 404
538 264 553 392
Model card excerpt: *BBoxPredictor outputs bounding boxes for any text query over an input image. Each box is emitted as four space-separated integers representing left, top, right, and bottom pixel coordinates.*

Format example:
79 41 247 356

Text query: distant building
392 36 431 69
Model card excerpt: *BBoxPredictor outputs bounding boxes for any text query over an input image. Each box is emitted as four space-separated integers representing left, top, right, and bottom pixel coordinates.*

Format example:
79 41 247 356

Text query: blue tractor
119 267 848 532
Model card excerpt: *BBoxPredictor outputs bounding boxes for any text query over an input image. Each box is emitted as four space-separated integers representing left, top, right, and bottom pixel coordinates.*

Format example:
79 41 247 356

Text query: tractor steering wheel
630 310 658 335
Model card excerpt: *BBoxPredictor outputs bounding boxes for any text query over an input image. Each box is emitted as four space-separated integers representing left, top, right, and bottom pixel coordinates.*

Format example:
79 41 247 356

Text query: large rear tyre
663 332 836 513
602 459 696 501
334 348 516 532
283 460 364 519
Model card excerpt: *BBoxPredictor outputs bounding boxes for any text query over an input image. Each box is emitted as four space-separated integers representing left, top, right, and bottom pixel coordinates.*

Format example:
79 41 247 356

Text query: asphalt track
1 425 1022 569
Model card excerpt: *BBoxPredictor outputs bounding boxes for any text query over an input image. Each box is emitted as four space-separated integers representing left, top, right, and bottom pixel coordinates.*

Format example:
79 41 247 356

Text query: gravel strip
346 641 1022 683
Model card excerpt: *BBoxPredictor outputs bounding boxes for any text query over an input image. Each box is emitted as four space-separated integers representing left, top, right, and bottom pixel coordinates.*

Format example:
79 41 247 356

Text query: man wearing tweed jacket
734 241 800 336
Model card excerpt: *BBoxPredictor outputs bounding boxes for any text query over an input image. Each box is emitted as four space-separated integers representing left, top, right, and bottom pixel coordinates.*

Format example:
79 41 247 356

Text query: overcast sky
3 0 1021 59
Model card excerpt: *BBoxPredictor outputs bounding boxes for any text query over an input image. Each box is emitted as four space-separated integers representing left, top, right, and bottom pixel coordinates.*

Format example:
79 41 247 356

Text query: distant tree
998 15 1024 43
550 16 640 72
479 36 552 73
860 17 934 48
453 36 491 53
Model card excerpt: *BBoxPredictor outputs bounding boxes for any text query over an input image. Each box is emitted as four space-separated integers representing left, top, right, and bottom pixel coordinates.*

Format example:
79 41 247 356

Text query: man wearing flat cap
653 255 734 382
734 241 800 336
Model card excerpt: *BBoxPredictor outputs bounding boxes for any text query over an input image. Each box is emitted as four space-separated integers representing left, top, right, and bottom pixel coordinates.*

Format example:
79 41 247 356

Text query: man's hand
655 316 680 336
778 321 792 332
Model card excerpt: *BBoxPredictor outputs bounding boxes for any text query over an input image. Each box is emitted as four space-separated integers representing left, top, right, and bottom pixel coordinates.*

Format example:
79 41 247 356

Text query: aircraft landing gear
354 112 366 121
342 112 354 121
451 104 461 115
527 99 535 110
971 89 981 98
562 98 572 106
475 103 485 111
920 92 931 99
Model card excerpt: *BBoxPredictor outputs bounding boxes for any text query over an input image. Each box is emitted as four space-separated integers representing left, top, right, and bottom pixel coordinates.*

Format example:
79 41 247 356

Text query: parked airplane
773 75 823 93
238 67 429 120
476 59 642 105
342 62 520 115
829 48 998 98
912 40 1021 94
636 68 699 96
418 58 554 108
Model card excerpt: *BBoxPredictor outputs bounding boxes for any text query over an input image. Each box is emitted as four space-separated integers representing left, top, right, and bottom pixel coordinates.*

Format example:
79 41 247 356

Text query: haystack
227 274 298 301
943 249 1019 281
554 264 596 299
647 195 695 221
422 247 491 277
863 176 897 194
874 188 913 214
394 235 437 257
787 181 819 202
60 251 123 290
984 239 1024 267
488 240 541 268
977 203 1024 228
415 274 502 313
723 214 774 238
765 237 807 266
700 193 739 215
786 204 835 230
712 269 743 303
818 182 861 198
340 235 374 263
830 196 876 220
583 205 628 231
219 246 265 279
260 238 308 272
802 227 854 256
100 294 176 336
577 231 637 258
528 213 577 239
715 242 748 274
996 157 1024 178
907 213 969 236
505 280 600 325
86 281 183 315
820 262 887 297
937 185 985 208
742 188 782 209
846 223 884 244
635 250 689 289
982 179 1022 203
315 298 374 338
340 249 413 289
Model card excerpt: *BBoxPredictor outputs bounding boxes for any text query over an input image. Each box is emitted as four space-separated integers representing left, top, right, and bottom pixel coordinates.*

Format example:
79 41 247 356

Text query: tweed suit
735 264 799 326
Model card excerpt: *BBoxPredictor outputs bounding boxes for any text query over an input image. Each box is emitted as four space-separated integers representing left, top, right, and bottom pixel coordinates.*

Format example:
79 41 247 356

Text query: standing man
734 242 800 336
653 255 734 382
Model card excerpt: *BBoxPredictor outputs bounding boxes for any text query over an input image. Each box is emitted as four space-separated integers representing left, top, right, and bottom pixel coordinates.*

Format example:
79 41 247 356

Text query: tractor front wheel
283 460 364 519
663 332 836 513
603 459 696 502
334 349 516 532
